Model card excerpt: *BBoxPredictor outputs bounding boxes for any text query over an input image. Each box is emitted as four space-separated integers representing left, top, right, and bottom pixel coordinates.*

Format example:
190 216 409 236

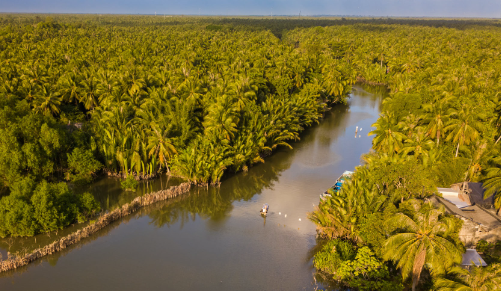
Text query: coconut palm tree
33 84 62 116
308 168 386 243
434 264 501 291
369 112 406 154
400 129 435 160
445 105 482 157
147 124 177 173
383 200 463 291
422 98 452 147
482 156 501 213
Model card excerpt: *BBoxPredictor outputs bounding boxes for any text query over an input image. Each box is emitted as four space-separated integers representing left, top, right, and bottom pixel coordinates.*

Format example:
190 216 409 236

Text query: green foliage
309 167 387 243
76 192 101 223
358 204 398 257
66 147 103 184
313 239 356 275
0 180 100 237
476 240 492 253
0 195 36 237
121 175 138 191
368 155 437 202
435 264 501 291
432 155 471 187
383 199 464 290
314 241 403 291
337 247 404 291
31 181 76 232
475 240 501 264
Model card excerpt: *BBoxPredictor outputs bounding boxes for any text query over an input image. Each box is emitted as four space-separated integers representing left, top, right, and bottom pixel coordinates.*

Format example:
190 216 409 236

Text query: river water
0 84 385 291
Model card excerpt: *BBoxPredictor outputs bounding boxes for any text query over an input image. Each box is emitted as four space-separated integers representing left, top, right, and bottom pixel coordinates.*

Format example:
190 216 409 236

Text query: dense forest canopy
1 13 501 290
0 15 356 237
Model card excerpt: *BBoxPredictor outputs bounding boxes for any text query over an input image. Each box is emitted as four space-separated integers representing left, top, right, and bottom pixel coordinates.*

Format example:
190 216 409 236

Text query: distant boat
320 171 354 200
260 203 269 215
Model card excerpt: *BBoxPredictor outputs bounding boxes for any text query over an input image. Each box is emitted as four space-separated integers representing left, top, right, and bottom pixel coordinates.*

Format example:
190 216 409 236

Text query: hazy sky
1 0 501 18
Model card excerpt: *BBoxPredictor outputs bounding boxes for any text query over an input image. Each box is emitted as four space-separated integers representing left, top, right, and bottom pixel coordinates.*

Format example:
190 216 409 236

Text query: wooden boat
260 203 269 215
320 171 354 200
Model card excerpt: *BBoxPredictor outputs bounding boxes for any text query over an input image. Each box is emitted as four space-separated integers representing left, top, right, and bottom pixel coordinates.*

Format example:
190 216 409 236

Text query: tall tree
383 200 463 291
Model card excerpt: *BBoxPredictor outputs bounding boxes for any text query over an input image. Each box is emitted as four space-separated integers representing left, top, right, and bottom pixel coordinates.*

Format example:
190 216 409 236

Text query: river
0 84 385 291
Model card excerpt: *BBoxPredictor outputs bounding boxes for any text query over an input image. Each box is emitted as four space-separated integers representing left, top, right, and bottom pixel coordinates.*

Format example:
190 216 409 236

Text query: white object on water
359 135 361 138
360 128 362 131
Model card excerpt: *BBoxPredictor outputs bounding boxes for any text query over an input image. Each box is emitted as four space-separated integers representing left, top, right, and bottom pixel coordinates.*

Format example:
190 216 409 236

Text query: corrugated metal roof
438 188 470 208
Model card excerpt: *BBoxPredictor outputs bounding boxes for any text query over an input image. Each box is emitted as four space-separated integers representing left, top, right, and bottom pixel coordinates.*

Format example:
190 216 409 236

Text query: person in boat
260 203 269 214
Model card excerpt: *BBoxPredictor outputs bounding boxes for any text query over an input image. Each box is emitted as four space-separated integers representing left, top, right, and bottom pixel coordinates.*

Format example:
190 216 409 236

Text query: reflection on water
74 174 185 212
0 174 184 259
148 150 293 230
0 85 386 291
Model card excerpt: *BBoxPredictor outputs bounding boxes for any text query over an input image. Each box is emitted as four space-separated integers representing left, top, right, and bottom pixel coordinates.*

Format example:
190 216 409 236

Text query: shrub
0 195 36 237
0 180 101 237
121 175 138 191
66 147 102 184
76 192 101 223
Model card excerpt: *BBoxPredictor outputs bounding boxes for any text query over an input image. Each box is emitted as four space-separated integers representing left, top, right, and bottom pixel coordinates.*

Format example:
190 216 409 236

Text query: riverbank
0 183 191 273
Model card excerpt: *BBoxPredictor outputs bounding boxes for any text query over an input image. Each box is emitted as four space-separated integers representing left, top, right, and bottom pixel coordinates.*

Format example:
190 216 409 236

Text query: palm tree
400 129 435 160
434 264 501 291
482 156 501 213
445 105 482 157
398 113 423 138
147 124 177 173
33 84 62 116
422 98 452 147
369 111 406 154
383 200 463 291
308 168 386 243
79 71 99 111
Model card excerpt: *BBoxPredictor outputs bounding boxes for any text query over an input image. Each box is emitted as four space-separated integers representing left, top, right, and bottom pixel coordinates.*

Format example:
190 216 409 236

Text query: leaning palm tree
383 200 463 291
434 264 501 291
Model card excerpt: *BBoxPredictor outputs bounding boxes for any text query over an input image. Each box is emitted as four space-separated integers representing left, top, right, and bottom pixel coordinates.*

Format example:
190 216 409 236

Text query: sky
1 0 501 18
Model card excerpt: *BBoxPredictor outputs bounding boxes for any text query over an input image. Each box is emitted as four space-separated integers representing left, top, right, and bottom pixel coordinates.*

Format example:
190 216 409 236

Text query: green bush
76 192 101 223
31 181 78 233
0 180 101 238
314 239 356 275
121 175 138 191
0 195 36 237
66 147 102 184
314 240 403 291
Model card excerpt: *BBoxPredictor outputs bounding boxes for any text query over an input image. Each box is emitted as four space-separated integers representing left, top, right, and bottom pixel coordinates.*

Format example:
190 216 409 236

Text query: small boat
320 171 354 200
260 203 269 215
